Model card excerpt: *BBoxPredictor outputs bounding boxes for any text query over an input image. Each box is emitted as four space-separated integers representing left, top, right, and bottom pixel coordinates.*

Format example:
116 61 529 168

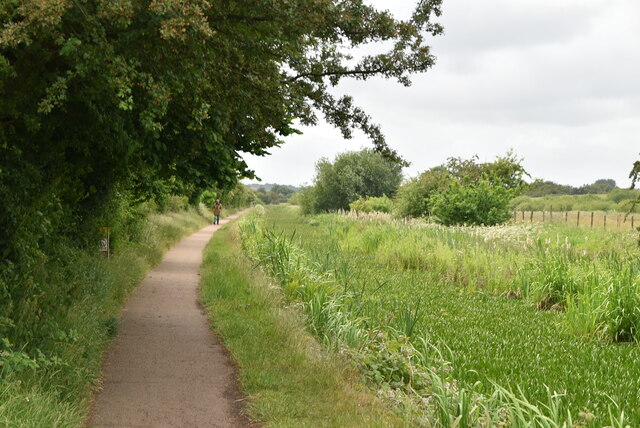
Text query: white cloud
243 0 640 189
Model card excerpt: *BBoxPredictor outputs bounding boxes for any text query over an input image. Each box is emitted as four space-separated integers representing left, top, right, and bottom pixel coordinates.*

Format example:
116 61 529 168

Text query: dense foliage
430 177 514 226
394 152 528 224
0 0 443 264
301 149 403 213
393 167 450 218
349 195 393 214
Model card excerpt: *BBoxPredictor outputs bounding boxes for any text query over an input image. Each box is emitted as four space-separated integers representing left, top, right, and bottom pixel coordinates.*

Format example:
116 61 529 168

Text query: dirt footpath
89 212 252 428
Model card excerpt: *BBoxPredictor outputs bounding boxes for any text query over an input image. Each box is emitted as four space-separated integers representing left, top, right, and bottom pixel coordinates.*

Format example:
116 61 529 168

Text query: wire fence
512 210 637 231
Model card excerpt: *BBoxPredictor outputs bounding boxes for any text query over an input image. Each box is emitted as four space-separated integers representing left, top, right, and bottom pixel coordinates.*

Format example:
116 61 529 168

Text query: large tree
0 0 443 256
304 149 403 213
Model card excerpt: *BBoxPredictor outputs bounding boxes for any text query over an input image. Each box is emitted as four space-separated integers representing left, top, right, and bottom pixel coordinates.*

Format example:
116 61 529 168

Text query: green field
239 206 640 426
510 191 640 214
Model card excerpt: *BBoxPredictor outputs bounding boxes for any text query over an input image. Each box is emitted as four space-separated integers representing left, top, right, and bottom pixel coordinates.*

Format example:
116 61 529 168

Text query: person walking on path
213 199 223 225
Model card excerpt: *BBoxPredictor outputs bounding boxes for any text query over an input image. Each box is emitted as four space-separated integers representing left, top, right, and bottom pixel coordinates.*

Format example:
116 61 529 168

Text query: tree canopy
302 149 403 213
0 0 443 257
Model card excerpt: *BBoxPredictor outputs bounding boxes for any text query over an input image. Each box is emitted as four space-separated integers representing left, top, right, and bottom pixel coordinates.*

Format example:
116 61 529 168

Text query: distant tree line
252 184 301 205
526 178 618 197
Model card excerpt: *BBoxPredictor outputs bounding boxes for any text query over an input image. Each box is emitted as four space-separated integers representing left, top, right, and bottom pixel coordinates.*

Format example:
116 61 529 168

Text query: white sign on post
99 227 110 258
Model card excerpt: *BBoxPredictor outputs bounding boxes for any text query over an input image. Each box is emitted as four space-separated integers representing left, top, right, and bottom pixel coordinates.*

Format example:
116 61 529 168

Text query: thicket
430 177 514 226
394 153 528 225
301 149 403 214
349 195 394 214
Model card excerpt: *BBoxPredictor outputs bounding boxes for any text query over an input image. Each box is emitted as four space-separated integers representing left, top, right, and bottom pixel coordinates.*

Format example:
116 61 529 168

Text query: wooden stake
577 211 580 227
591 212 594 229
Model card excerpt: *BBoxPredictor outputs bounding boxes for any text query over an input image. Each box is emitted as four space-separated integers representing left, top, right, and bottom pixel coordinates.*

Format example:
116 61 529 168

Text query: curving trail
89 211 252 428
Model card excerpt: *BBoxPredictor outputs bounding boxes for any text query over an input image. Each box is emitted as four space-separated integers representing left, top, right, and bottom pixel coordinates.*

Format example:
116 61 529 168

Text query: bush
395 153 527 219
349 196 393 213
287 191 305 206
394 169 450 218
430 177 513 226
299 187 318 215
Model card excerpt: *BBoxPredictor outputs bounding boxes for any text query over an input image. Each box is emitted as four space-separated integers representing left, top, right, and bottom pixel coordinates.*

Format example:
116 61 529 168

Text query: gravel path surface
89 212 252 427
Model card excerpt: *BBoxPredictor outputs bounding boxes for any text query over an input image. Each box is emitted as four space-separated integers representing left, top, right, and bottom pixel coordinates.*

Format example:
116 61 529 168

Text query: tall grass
237 208 632 426
199 217 404 426
333 211 640 343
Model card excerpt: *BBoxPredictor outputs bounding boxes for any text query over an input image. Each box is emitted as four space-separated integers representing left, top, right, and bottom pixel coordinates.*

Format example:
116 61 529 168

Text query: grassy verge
0 207 210 427
199 215 404 427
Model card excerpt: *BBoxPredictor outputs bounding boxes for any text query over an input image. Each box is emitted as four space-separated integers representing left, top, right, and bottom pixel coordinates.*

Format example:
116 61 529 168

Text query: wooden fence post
565 212 568 224
591 212 594 229
530 211 534 222
522 210 525 221
604 214 607 231
513 210 517 222
577 211 580 227
550 206 553 222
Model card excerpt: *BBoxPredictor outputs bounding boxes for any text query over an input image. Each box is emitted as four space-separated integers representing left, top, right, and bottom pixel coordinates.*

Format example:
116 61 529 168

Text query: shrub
349 196 393 214
430 177 513 226
394 169 450 218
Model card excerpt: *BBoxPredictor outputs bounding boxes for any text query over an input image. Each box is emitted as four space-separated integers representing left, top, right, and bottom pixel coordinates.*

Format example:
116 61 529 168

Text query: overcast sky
243 0 640 188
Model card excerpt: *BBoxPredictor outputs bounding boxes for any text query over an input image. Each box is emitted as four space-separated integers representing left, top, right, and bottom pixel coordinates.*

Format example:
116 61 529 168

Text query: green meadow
237 206 640 426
